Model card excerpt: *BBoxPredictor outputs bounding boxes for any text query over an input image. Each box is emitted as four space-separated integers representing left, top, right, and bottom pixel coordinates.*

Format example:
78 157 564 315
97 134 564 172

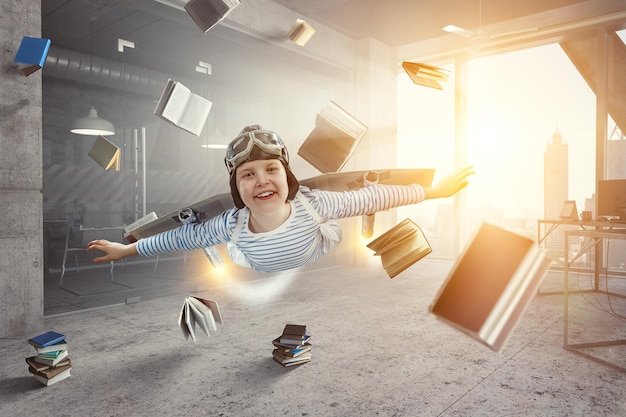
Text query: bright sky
397 33 625 220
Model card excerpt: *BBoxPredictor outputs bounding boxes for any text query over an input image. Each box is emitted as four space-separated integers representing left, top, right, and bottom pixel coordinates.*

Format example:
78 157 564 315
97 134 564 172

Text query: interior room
2 1 625 416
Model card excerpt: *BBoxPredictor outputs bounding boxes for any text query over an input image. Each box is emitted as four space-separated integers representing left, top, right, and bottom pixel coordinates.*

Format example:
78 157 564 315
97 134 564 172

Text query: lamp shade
70 107 115 136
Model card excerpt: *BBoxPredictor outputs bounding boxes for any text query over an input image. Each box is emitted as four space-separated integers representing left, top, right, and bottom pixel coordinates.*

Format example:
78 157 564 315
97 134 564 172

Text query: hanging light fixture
70 18 115 136
70 107 115 136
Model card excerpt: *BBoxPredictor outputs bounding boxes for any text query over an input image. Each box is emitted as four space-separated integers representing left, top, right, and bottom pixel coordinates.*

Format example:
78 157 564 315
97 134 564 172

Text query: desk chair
59 225 132 295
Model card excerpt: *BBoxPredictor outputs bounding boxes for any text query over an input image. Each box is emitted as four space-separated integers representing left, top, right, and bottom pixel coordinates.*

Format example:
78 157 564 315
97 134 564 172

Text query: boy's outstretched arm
423 165 474 200
86 240 139 263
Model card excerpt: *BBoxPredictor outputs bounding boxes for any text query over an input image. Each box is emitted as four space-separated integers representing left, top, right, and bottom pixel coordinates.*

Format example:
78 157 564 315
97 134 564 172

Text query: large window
397 41 605 259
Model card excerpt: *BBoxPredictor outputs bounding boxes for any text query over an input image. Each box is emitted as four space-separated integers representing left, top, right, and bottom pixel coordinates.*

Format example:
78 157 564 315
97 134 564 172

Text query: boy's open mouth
256 191 274 200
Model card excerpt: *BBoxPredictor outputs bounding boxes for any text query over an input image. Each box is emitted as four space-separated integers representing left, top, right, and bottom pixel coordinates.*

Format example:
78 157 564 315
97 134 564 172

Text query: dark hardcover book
14 36 51 76
184 0 240 33
429 222 550 352
273 344 312 359
272 352 312 367
282 324 307 338
28 331 66 348
26 356 71 373
28 362 72 380
88 135 120 171
298 101 367 173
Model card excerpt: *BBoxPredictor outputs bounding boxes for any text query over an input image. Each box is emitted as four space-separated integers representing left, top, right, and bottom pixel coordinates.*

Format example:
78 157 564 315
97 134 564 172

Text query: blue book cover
14 36 51 67
28 331 66 348
14 36 51 76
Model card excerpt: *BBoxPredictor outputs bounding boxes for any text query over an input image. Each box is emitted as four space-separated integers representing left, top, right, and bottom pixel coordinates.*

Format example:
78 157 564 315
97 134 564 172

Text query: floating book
88 135 121 171
154 79 213 136
402 61 449 90
298 100 368 173
184 0 241 33
367 218 432 278
178 296 223 342
124 212 158 234
429 222 550 352
287 19 316 46
14 36 51 76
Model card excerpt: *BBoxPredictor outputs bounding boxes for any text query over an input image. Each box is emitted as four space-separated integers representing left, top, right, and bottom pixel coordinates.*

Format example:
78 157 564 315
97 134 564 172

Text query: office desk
563 228 626 372
537 220 626 294
537 219 602 246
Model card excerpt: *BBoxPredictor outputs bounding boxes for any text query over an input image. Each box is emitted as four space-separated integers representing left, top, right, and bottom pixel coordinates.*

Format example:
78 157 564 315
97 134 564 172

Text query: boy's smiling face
235 158 290 215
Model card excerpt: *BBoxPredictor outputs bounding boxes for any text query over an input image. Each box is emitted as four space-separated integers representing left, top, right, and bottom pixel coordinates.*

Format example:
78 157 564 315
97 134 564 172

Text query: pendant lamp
70 107 115 136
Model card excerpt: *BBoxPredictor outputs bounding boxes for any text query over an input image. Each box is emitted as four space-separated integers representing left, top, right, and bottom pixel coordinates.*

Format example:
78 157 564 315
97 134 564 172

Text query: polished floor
1 259 625 417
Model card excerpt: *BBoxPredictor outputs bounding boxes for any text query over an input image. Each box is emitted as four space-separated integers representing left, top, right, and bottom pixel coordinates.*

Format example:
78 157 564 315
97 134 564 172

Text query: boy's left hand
425 165 475 199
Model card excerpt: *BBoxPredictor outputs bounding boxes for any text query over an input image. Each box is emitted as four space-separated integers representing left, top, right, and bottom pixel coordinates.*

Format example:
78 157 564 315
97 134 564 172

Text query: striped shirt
136 183 426 272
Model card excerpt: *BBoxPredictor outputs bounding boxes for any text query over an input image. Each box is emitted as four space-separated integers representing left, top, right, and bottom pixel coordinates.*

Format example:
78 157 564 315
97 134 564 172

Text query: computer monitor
597 179 626 219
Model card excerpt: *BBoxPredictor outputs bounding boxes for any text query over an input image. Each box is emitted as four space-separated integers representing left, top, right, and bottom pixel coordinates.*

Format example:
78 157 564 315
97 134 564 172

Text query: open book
14 36 51 76
401 61 450 90
429 222 550 352
124 212 158 235
298 100 368 173
367 218 432 278
184 0 241 33
178 296 223 342
154 79 213 136
88 135 121 171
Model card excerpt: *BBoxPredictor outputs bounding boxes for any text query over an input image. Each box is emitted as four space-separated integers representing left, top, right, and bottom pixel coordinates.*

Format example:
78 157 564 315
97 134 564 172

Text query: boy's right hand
86 240 138 263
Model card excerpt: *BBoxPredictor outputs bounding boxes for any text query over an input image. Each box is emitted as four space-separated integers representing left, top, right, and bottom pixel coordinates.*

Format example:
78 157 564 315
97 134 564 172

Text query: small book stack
272 324 312 367
26 331 71 386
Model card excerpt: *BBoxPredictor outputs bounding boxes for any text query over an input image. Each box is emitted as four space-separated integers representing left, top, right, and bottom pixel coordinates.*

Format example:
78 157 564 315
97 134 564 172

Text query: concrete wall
1 0 44 337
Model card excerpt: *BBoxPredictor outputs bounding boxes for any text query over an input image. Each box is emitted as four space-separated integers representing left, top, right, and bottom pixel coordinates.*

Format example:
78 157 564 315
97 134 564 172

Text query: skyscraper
544 129 569 220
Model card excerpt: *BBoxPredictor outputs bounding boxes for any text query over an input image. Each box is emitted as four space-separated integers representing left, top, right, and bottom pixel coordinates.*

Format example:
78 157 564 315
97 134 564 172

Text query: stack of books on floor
26 331 71 386
272 324 312 367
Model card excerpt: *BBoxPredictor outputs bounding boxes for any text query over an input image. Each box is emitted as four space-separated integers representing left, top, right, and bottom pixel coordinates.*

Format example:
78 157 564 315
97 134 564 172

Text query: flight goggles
224 129 288 174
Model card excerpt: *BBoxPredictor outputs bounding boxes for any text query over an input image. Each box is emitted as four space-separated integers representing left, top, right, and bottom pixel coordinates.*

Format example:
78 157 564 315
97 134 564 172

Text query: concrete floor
1 259 625 417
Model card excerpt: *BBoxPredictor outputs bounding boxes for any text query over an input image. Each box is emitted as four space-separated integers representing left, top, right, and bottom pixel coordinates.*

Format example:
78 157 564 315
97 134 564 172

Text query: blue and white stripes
136 183 426 272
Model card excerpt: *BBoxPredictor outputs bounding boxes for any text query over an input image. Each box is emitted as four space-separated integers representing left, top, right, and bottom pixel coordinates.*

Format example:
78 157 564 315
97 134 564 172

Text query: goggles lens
225 130 287 173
